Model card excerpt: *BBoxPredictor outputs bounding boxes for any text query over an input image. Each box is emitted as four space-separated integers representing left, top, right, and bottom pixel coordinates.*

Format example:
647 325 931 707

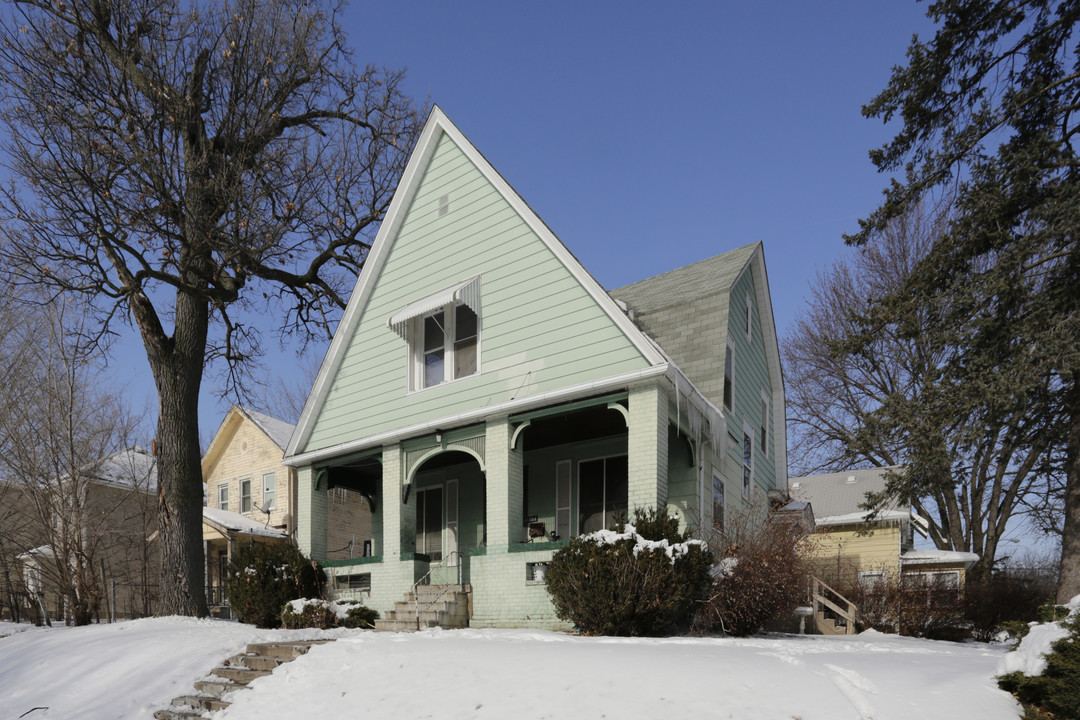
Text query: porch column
296 466 327 559
485 417 523 550
381 443 414 559
628 383 669 513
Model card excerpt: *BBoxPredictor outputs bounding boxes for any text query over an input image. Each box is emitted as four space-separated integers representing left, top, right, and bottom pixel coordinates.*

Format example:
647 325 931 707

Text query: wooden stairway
152 639 330 719
374 584 469 632
811 577 858 635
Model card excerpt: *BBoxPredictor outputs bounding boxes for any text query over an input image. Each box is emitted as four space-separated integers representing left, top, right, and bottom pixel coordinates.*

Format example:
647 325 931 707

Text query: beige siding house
285 107 787 629
201 406 373 614
791 467 978 632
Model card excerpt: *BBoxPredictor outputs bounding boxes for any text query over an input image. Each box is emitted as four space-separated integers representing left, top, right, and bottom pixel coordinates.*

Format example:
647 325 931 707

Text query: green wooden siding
725 266 778 493
303 133 651 453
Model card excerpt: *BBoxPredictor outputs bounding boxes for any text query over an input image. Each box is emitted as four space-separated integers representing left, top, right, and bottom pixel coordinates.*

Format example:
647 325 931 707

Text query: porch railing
811 576 857 635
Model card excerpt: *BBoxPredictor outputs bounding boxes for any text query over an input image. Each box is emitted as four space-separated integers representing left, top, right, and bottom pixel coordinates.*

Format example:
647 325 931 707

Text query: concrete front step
193 679 236 698
157 639 330 718
152 708 206 720
172 694 230 712
211 665 273 684
374 585 470 632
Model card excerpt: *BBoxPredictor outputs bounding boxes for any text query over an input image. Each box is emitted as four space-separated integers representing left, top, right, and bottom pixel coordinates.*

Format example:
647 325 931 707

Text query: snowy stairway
152 639 331 719
374 584 469 632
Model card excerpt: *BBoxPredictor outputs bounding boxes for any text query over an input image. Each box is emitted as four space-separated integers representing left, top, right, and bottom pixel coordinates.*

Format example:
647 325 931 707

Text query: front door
416 486 443 562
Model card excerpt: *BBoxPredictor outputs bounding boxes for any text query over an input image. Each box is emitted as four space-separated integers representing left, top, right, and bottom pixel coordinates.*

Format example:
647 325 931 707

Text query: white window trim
724 338 736 412
217 483 229 511
741 421 754 499
407 301 481 393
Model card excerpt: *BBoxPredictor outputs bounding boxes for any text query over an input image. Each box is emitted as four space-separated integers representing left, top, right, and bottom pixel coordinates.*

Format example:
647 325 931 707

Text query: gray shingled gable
608 242 759 407
788 466 904 519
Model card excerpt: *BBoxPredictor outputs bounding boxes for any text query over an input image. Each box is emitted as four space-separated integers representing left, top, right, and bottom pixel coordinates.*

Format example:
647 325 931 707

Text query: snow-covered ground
0 618 1025 720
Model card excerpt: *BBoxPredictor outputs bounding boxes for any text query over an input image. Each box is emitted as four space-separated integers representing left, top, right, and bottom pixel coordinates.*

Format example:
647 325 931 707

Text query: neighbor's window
240 477 252 514
262 472 276 511
217 483 229 511
578 455 628 534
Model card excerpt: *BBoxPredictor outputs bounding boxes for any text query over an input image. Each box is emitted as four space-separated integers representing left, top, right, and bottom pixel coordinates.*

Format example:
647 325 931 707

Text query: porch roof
202 507 288 541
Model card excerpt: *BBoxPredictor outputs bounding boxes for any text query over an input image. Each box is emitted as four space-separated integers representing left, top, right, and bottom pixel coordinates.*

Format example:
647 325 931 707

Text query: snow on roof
901 549 980 567
240 407 295 451
789 466 904 520
816 509 911 527
82 447 157 492
202 506 287 539
17 544 55 561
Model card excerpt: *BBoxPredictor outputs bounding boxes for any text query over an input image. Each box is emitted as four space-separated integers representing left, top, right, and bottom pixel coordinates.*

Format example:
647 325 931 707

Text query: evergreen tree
850 1 1080 600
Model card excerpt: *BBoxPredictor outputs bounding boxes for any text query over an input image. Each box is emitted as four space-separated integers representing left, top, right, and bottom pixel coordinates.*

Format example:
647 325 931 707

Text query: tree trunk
137 288 210 617
1057 377 1080 604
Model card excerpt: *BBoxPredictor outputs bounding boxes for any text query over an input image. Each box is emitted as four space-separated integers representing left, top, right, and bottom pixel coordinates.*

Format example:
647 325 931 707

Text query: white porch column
296 466 327 559
628 383 669 513
485 417 523 550
382 443 414 558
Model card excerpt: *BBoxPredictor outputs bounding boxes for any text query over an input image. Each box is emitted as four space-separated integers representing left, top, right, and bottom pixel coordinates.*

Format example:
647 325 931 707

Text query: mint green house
283 107 787 629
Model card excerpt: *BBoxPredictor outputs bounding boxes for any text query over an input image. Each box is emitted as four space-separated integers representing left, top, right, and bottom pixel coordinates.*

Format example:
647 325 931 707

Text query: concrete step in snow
171 693 230 712
246 640 330 659
152 708 206 720
211 665 273 684
193 678 237 698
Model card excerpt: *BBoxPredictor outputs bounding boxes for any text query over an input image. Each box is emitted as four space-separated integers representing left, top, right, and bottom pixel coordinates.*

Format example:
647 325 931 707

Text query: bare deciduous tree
0 297 152 625
0 0 421 614
784 204 1063 574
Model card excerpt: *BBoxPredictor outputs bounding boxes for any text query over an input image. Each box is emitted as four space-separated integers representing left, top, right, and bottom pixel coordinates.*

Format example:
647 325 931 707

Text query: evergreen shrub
225 542 325 628
543 507 712 636
280 597 380 629
998 612 1080 720
341 603 379 629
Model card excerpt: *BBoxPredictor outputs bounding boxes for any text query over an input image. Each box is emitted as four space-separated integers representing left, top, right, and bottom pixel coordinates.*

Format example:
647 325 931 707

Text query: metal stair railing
812 576 858 635
412 551 463 631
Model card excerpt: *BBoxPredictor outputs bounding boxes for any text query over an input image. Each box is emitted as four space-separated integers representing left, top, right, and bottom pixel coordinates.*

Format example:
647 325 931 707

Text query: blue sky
112 1 937 443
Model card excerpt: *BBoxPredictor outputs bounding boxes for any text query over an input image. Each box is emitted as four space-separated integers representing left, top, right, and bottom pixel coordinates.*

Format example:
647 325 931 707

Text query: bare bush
697 498 816 636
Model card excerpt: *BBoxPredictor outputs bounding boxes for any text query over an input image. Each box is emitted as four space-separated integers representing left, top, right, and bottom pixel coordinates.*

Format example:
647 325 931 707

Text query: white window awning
388 275 481 340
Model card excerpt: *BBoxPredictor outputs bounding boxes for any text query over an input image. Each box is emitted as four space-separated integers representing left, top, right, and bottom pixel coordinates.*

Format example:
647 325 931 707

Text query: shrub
280 597 380 629
281 598 339 629
225 542 325 628
543 507 713 636
697 503 814 636
962 570 1056 642
342 603 379 629
998 611 1080 720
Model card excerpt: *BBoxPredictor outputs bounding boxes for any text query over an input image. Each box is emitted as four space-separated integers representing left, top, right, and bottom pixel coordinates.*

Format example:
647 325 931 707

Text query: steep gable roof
610 242 787 483
611 242 759 316
286 107 668 461
202 405 294 477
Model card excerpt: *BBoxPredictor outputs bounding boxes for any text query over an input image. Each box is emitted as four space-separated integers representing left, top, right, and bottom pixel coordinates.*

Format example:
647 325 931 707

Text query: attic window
438 194 449 217
388 276 482 391
846 475 856 484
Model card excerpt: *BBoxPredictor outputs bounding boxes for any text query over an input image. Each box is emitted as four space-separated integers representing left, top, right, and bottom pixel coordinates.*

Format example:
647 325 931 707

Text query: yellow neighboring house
790 466 978 591
201 406 373 614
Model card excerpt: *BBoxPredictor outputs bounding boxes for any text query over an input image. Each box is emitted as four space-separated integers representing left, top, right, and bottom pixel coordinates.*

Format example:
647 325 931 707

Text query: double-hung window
262 472 276 511
388 275 481 391
578 455 629 534
240 477 252 514
217 483 229 511
723 339 735 411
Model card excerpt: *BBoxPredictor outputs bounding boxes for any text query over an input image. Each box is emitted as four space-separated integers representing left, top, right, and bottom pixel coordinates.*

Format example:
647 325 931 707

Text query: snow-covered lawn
0 618 1022 720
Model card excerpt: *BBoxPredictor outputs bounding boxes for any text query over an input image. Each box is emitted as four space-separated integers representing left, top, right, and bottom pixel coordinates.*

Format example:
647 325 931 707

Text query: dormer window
389 275 481 391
